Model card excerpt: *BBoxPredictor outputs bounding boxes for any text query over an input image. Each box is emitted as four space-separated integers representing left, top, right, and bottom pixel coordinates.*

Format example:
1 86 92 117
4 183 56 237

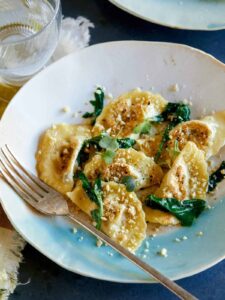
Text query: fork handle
69 214 198 300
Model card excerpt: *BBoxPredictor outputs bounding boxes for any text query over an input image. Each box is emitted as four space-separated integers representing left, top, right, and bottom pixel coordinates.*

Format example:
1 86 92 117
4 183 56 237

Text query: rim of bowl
0 0 61 46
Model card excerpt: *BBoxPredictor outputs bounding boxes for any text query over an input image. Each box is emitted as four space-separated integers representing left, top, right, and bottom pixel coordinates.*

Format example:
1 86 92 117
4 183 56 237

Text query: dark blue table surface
12 1 225 299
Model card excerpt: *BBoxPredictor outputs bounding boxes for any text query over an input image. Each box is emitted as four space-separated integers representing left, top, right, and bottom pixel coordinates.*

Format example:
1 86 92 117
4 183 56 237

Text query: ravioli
168 120 212 155
67 181 146 252
36 124 91 194
138 111 225 165
202 110 225 158
83 148 163 190
156 141 208 200
136 186 159 202
93 89 167 138
144 206 180 226
136 131 164 158
164 111 225 164
136 187 179 225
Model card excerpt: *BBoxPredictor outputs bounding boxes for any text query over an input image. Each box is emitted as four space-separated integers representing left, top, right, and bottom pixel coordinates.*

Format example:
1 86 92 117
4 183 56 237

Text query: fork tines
0 145 50 205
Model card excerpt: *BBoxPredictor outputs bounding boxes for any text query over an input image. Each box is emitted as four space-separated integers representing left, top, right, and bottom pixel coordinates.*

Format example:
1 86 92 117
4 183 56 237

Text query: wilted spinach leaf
145 194 205 226
83 87 105 124
154 102 191 161
76 171 103 229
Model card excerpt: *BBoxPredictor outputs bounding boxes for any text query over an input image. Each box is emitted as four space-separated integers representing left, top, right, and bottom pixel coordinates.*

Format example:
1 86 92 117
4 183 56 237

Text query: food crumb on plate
72 227 78 234
72 112 79 118
169 83 180 92
96 238 103 247
196 231 204 237
135 87 142 92
61 106 71 113
158 248 168 257
105 93 113 100
174 237 181 243
145 241 150 248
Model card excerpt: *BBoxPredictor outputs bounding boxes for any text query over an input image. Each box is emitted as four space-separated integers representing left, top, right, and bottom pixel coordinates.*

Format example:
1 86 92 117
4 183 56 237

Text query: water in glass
0 0 61 85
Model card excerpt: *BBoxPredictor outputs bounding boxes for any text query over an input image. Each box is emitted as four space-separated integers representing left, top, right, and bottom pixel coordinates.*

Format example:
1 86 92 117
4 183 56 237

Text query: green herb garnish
77 133 136 166
83 133 135 151
166 139 181 162
76 171 103 229
99 135 135 164
102 150 116 164
154 102 191 162
134 120 152 134
99 135 119 151
145 195 206 226
173 140 181 156
154 123 174 162
83 87 104 124
208 161 225 192
121 176 136 192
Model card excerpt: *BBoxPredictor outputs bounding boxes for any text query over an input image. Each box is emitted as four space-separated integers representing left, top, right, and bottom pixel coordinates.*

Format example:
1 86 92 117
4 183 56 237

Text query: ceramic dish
1 41 225 283
109 0 225 31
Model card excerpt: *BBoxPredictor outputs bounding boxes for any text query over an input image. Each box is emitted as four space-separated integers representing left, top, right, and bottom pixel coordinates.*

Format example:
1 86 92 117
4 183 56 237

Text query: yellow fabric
0 82 20 117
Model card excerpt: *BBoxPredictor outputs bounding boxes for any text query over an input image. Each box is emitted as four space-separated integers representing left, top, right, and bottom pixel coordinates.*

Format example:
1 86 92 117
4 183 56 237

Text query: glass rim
0 0 61 46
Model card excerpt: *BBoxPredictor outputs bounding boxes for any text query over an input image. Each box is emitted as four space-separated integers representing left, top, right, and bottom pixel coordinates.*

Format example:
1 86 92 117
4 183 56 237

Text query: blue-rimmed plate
109 0 225 30
1 41 225 283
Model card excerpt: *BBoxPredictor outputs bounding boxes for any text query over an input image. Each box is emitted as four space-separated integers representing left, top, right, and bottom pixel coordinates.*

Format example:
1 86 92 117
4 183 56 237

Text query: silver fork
0 145 197 300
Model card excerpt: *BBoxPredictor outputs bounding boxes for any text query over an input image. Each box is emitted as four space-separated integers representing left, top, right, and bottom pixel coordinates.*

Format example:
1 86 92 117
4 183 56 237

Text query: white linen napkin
0 16 94 300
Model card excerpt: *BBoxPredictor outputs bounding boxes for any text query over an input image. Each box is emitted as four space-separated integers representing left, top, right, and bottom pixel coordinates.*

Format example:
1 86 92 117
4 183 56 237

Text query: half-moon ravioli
136 187 180 225
144 206 180 226
83 148 163 190
165 110 225 163
93 89 167 138
67 181 146 252
156 141 208 200
202 110 225 158
36 124 91 194
168 120 212 156
138 111 225 165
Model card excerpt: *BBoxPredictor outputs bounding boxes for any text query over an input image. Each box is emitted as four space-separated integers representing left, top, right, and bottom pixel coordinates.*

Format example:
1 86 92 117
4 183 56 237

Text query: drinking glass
0 0 61 86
